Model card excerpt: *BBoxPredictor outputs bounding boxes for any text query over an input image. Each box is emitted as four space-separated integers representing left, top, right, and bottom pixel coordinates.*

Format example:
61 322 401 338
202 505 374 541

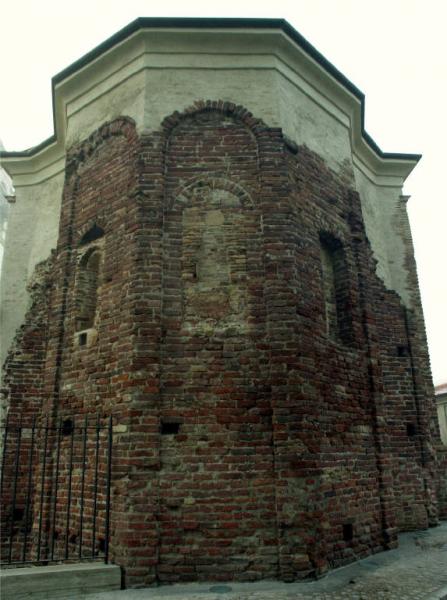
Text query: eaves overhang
0 17 421 180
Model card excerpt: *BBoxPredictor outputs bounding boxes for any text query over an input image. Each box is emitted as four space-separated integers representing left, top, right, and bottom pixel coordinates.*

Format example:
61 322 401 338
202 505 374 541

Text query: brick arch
65 116 137 177
170 175 254 211
160 99 269 142
76 217 107 246
314 212 352 250
161 101 267 212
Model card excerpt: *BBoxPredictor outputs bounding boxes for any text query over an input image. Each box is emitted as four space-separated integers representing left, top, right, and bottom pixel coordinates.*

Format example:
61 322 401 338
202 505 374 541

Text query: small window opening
62 419 74 437
161 422 181 435
343 523 354 542
13 508 24 521
69 534 77 544
79 224 104 246
406 423 418 438
78 332 87 346
397 345 408 357
53 530 59 540
98 538 106 552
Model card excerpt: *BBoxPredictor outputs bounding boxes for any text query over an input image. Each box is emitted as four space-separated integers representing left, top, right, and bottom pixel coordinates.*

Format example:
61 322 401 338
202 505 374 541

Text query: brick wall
2 103 444 584
1 255 54 562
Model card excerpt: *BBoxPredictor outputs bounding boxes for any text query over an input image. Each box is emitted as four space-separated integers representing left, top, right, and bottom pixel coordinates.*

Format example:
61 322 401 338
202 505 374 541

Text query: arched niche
319 232 353 345
75 247 102 332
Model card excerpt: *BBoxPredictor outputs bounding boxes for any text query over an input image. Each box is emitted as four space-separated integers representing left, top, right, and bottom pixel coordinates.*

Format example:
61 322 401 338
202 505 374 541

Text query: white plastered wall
277 72 352 176
65 70 146 148
0 172 64 367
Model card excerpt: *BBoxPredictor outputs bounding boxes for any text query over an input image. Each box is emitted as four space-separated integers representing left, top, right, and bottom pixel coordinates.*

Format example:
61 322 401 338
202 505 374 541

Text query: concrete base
0 562 121 599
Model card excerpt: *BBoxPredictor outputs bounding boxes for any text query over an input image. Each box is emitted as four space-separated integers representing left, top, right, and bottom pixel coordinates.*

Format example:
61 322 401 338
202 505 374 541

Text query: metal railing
0 415 112 566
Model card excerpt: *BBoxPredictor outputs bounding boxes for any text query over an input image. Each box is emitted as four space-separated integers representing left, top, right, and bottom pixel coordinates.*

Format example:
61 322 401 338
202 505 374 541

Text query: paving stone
85 522 447 599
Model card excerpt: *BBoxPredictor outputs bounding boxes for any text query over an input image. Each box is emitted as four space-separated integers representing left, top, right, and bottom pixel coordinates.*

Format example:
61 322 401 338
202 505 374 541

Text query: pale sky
1 0 446 385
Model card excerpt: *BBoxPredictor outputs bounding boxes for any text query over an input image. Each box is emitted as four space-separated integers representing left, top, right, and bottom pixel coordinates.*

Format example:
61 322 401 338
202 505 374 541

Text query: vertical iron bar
37 417 49 561
64 417 75 560
91 414 100 558
78 415 88 560
0 412 10 495
22 417 36 563
50 419 63 560
104 416 113 564
8 416 23 563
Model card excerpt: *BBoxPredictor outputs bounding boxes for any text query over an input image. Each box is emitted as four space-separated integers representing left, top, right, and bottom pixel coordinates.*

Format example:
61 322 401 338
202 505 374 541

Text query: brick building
1 18 445 586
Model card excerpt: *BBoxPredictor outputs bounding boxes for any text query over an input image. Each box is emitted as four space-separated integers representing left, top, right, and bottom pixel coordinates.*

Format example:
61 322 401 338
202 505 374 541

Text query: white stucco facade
0 20 420 368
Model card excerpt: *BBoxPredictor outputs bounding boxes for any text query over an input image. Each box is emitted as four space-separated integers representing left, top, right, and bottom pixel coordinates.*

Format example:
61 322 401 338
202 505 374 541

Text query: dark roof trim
0 17 421 163
1 135 57 158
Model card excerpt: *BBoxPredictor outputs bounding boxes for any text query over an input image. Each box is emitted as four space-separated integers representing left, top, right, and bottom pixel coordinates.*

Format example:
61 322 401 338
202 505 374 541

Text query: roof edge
0 17 421 166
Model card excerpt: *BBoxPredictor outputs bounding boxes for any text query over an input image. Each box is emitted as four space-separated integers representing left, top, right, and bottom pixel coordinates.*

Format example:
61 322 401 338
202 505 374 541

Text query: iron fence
0 415 112 566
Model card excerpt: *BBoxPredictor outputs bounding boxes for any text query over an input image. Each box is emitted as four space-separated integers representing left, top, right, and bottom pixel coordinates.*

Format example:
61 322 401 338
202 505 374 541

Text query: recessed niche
406 423 417 438
161 422 181 435
397 345 409 357
343 523 354 542
13 508 24 521
76 248 101 331
62 419 74 437
75 328 97 349
319 232 353 345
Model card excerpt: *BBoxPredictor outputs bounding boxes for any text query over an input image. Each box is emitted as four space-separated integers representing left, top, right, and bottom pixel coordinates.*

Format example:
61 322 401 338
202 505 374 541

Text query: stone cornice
0 18 420 187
